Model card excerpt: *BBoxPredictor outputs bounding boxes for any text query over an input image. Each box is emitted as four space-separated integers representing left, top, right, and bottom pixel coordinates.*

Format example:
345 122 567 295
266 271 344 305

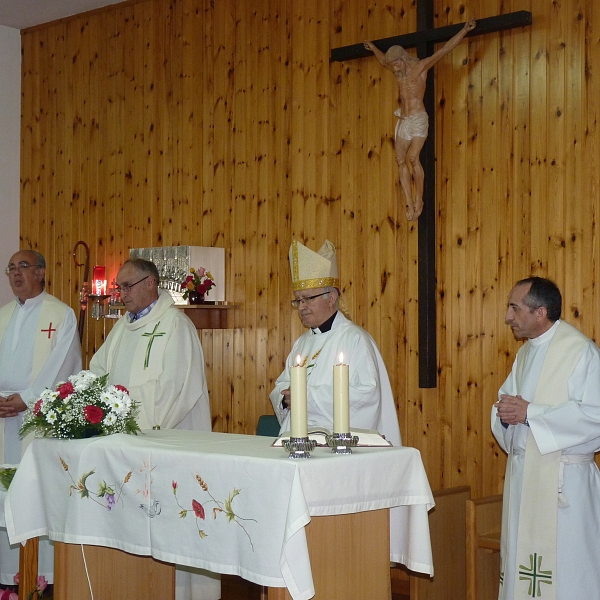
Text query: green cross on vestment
142 322 166 369
518 553 552 597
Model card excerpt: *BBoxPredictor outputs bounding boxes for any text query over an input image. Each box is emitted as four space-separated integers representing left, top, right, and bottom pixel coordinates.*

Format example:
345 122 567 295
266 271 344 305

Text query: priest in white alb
90 258 211 431
89 257 217 600
493 277 600 600
0 249 82 585
270 239 401 447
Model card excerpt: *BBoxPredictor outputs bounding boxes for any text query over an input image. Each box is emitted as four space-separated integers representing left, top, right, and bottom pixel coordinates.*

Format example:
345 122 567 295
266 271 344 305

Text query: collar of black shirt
311 311 337 334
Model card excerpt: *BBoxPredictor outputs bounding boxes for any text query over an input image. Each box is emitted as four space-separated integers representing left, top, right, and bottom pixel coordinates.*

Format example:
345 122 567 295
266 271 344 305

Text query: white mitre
289 239 340 291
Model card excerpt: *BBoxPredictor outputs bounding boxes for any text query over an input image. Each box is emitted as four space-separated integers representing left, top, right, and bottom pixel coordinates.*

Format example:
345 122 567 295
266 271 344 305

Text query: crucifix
331 4 532 388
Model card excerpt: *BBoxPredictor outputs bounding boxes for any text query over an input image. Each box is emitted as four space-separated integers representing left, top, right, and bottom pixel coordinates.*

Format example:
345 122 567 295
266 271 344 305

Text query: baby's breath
20 371 141 439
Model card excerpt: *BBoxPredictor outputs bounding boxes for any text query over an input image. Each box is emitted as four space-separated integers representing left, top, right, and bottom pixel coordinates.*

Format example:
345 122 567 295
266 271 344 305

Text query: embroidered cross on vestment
142 322 166 369
41 322 56 339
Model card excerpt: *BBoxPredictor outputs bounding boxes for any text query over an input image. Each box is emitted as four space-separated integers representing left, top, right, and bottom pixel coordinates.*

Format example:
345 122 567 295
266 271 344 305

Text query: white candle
333 352 350 433
290 355 308 438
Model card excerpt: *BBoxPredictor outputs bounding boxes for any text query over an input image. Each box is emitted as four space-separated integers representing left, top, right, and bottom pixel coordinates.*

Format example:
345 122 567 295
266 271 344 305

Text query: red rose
57 382 74 399
84 405 104 424
33 399 43 416
197 280 214 294
114 384 129 394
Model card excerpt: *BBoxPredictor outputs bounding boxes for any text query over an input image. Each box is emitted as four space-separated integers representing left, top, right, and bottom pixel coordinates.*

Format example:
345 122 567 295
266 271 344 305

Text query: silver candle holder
283 436 317 459
326 432 359 455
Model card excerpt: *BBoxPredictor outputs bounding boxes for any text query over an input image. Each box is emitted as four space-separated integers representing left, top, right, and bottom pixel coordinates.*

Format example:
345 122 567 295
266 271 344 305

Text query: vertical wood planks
18 0 600 498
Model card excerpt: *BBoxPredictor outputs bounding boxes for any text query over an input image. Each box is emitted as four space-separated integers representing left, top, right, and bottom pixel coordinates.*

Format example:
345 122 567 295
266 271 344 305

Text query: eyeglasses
291 291 330 308
4 262 42 275
115 275 149 293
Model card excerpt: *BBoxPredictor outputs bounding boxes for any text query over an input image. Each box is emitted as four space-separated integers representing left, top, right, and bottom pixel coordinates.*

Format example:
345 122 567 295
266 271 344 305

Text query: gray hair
25 250 46 289
122 258 160 288
29 250 46 269
516 276 562 322
323 286 340 304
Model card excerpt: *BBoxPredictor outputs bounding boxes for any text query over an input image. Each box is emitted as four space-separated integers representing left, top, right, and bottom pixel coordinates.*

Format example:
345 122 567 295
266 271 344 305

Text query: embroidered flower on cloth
20 371 141 439
172 474 256 549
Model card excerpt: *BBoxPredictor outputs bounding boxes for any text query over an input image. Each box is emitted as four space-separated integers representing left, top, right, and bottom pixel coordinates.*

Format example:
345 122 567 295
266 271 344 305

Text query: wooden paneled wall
18 0 600 497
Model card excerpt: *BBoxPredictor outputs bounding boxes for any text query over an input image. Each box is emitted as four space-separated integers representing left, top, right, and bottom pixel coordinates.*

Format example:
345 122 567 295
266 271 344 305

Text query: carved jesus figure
365 19 476 220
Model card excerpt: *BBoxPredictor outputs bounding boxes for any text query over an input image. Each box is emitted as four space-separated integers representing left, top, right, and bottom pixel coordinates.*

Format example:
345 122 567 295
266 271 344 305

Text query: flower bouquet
181 267 216 302
20 370 141 439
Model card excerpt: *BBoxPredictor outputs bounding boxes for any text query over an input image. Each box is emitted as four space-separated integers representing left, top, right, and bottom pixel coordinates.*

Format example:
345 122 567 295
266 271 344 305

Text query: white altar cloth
4 430 433 600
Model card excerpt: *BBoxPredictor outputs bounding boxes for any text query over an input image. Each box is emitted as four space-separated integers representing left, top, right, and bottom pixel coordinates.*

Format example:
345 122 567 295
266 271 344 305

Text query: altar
5 430 434 599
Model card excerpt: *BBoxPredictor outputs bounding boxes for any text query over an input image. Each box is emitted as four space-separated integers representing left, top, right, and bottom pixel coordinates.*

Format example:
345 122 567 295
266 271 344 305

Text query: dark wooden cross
331 3 532 388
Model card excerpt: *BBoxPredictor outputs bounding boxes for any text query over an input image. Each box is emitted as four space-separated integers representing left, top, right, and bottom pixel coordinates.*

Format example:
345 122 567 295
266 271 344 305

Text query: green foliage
0 467 17 490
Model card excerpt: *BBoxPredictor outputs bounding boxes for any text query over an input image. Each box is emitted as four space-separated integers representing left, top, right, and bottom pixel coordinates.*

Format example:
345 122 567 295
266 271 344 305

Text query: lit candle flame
296 354 302 366
339 352 344 364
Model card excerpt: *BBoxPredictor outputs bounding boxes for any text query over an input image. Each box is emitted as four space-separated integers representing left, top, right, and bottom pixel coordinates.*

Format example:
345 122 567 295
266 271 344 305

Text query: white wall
0 25 21 306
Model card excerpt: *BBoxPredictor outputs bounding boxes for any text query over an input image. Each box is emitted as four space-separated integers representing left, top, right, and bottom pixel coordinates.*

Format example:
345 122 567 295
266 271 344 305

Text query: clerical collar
311 311 337 334
130 299 158 323
530 319 560 346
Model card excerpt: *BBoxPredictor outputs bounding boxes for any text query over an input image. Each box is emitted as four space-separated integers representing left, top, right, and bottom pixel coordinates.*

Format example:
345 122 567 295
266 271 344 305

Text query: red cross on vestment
41 322 56 339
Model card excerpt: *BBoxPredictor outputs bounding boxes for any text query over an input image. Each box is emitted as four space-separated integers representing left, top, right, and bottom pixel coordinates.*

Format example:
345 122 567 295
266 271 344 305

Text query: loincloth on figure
394 109 429 141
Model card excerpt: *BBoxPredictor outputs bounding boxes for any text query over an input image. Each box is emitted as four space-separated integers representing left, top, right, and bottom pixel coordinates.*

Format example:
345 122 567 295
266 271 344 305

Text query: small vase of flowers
181 267 216 304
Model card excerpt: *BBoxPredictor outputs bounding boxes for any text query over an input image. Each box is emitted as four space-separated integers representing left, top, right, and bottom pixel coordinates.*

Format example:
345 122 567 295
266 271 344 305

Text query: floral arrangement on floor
10 574 48 600
0 588 16 600
19 371 140 440
181 267 216 300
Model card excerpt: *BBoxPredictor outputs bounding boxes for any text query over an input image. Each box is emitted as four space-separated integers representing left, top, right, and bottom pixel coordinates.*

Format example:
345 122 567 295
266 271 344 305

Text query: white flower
100 391 113 405
39 390 58 413
46 410 57 424
40 389 57 402
105 387 131 415
69 370 98 392
111 402 127 416
103 413 117 426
